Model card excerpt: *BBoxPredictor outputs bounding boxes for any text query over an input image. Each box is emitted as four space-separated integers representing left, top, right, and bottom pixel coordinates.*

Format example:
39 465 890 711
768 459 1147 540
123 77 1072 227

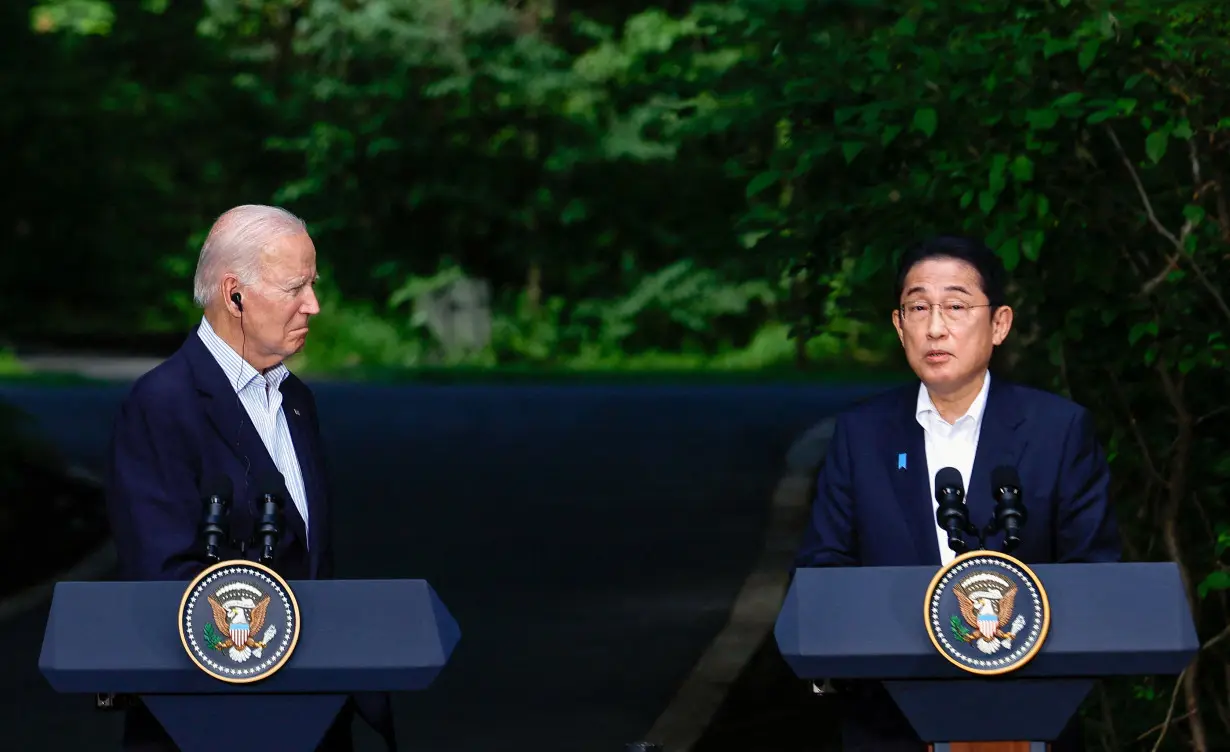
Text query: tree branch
1105 126 1192 257
1203 621 1230 654
1095 681 1121 752
1197 405 1230 426
1105 127 1230 323
1139 668 1187 749
1140 617 1230 745
1154 364 1208 751
1214 169 1230 243
1105 368 1167 487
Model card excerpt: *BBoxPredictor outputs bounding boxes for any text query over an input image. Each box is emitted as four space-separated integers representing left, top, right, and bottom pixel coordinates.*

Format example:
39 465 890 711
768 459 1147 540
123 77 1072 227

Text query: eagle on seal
953 571 1027 655
208 594 272 652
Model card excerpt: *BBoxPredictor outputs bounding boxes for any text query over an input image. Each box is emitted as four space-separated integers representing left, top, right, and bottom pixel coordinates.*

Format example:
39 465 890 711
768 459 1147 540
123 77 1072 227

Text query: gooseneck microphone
934 467 972 554
200 475 233 563
990 465 1027 552
256 488 286 566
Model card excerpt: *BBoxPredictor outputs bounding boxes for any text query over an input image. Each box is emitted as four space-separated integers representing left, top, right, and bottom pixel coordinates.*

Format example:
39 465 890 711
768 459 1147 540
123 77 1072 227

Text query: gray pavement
0 379 888 751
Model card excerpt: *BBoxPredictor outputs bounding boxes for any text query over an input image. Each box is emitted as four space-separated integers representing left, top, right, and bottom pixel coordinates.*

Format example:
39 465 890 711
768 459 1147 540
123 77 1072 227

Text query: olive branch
950 614 973 642
202 622 226 651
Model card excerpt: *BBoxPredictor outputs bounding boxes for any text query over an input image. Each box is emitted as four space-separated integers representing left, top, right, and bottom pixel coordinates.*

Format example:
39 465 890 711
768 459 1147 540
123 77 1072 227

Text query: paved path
0 379 886 751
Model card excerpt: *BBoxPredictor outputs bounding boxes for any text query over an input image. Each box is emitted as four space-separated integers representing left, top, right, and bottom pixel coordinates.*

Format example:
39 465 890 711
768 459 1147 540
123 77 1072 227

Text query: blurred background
3 0 1230 750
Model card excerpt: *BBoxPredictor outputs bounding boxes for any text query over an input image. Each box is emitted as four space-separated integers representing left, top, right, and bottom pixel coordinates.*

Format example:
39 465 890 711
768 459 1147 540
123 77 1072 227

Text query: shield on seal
222 597 256 648
977 609 998 640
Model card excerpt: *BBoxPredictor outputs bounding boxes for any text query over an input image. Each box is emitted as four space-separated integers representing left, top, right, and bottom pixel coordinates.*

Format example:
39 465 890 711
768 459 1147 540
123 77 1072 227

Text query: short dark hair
894 235 1007 307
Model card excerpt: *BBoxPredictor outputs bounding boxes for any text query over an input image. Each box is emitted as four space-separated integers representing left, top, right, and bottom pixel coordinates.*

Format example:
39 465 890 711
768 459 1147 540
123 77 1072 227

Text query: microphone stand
257 492 285 566
971 521 990 552
201 494 230 564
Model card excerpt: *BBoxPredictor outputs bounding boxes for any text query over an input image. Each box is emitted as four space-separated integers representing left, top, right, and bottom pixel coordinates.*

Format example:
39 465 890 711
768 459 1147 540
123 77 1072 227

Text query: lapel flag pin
898 453 907 470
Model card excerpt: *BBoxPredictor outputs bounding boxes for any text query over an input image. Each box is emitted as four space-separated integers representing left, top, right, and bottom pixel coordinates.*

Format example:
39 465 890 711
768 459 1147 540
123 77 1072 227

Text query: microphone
200 475 233 564
934 467 972 554
256 488 286 566
990 465 1026 552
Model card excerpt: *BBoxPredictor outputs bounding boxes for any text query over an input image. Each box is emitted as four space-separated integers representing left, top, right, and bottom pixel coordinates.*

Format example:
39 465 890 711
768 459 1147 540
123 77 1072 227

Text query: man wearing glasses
795 235 1120 751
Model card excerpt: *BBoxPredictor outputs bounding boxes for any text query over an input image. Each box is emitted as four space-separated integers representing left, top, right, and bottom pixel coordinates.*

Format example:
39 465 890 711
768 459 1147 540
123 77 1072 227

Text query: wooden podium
930 744 1041 751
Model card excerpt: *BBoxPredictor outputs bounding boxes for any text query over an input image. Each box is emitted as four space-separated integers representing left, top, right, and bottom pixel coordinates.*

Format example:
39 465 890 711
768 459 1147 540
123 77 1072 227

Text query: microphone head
991 465 1021 490
256 477 285 509
935 467 964 494
202 474 233 503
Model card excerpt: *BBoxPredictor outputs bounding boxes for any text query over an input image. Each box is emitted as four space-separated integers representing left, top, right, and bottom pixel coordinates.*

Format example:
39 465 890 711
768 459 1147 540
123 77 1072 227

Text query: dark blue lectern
39 578 460 752
776 562 1198 750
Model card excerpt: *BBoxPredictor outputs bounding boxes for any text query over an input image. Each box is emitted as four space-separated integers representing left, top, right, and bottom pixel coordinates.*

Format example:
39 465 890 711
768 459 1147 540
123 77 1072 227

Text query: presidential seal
923 550 1049 675
178 560 300 684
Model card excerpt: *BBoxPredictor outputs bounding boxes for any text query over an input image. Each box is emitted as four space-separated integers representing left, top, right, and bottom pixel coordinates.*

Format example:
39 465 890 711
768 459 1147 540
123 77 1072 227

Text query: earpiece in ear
231 291 243 312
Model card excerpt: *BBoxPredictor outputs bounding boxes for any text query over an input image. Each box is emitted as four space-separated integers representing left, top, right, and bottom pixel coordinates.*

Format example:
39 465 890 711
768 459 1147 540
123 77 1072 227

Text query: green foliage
950 614 973 643
293 260 891 373
0 350 25 378
30 0 115 35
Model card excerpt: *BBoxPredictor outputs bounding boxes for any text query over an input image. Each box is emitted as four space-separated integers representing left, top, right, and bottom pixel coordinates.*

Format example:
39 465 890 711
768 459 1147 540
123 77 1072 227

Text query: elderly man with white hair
104 205 395 751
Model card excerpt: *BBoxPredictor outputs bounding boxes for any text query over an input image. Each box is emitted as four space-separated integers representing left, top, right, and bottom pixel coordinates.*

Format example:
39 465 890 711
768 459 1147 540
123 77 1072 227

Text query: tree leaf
913 108 938 138
999 237 1021 270
978 190 996 215
1054 91 1083 108
1145 131 1169 164
1078 40 1100 71
1198 571 1230 598
989 153 1009 195
745 171 778 198
1026 109 1060 130
1022 230 1044 261
1011 155 1034 182
1129 320 1158 345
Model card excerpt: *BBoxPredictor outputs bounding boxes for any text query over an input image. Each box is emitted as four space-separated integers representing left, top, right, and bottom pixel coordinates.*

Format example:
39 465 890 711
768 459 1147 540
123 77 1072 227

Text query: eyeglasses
898 301 993 325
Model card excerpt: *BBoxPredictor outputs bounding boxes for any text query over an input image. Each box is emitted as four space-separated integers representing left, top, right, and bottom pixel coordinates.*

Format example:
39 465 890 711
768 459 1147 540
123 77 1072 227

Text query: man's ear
991 305 1013 346
220 276 242 318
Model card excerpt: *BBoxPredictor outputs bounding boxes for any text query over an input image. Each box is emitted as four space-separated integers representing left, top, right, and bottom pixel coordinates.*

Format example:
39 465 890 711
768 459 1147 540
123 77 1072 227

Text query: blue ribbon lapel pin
897 452 907 470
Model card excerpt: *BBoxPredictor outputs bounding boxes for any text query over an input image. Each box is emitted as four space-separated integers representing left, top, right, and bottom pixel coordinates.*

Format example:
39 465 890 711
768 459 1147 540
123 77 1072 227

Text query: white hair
192 204 307 308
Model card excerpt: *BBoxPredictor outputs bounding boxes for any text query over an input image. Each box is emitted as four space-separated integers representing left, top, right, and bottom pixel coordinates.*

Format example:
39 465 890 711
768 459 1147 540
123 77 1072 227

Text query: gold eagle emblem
952 572 1028 655
207 594 272 651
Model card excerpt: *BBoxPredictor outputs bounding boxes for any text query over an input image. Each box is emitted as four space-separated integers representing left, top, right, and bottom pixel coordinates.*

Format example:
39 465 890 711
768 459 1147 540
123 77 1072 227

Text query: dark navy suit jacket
107 331 332 581
796 377 1121 568
105 329 394 751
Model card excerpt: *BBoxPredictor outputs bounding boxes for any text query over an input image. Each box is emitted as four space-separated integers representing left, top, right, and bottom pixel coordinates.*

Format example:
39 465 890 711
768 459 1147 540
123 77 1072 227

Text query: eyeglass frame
895 300 997 326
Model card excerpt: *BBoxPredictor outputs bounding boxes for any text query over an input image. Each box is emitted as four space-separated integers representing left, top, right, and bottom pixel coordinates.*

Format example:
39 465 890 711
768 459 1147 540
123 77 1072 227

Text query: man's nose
302 286 321 315
926 307 947 337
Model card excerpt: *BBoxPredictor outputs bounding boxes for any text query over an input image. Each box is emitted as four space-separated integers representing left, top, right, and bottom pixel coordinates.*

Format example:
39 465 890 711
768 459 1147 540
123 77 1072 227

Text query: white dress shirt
917 371 990 564
197 317 310 544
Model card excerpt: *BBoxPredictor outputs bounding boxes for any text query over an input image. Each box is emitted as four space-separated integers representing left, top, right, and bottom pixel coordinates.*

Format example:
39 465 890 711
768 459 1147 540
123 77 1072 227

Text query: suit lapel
968 378 1027 546
185 334 310 550
885 386 942 565
281 382 326 575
